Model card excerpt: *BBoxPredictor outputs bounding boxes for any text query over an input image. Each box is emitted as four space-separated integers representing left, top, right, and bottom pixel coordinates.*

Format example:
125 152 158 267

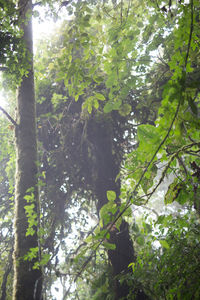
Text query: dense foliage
0 0 200 299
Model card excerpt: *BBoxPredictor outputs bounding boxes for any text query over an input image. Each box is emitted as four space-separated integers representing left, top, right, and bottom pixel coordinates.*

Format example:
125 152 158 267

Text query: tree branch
0 106 18 127
32 2 42 8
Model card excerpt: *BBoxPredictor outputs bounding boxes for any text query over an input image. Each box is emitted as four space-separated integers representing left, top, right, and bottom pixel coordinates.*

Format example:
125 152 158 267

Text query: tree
12 0 43 299
35 20 147 298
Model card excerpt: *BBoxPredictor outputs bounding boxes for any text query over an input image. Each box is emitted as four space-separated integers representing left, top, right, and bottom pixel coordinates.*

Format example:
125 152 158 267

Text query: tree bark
13 0 43 299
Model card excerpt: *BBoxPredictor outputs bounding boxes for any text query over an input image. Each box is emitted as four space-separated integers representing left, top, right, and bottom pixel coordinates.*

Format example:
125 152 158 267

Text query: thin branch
57 0 73 13
125 0 131 21
185 151 200 158
185 0 193 69
133 102 181 197
60 1 72 8
32 1 42 8
0 106 18 127
145 142 199 203
177 156 188 176
141 205 159 218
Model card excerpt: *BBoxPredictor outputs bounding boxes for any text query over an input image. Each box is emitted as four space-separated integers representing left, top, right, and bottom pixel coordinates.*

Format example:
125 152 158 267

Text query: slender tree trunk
13 0 43 299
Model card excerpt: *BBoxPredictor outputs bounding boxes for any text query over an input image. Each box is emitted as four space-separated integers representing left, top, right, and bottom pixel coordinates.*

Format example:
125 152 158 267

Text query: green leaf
99 201 117 225
87 103 92 114
93 99 99 109
85 235 92 243
107 190 116 201
103 241 116 250
128 262 135 272
94 229 108 240
132 223 140 233
24 203 35 212
119 104 132 116
95 93 105 101
165 178 180 205
159 240 170 249
103 99 122 113
136 235 145 246
119 204 132 217
26 228 36 236
24 193 34 203
75 94 79 102
103 102 113 113
138 124 160 144
26 187 34 193
24 247 39 261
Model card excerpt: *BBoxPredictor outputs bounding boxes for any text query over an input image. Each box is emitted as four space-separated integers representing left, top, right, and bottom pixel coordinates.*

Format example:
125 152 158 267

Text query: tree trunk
13 0 43 299
88 117 148 300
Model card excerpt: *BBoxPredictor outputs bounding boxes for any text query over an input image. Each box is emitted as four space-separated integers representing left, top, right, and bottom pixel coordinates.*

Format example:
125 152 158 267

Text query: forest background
0 0 200 299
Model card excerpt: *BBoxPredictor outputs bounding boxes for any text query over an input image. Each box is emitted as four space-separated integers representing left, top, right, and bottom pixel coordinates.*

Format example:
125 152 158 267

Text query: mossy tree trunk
13 0 43 299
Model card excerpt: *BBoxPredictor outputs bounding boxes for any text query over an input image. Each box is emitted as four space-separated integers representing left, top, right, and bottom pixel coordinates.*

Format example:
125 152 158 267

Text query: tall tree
13 0 42 299
34 13 149 298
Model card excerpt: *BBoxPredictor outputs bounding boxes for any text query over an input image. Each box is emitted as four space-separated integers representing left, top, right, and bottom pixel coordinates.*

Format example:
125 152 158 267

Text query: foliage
32 0 200 298
0 0 200 299
0 113 15 299
129 212 200 300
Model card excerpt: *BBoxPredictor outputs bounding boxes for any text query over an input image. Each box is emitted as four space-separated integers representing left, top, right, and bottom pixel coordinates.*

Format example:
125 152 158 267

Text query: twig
177 156 188 176
32 1 42 8
0 106 18 127
145 142 199 203
141 205 159 218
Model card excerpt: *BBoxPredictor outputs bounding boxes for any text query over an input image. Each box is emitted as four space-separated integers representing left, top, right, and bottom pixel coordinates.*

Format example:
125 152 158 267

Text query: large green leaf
107 190 116 201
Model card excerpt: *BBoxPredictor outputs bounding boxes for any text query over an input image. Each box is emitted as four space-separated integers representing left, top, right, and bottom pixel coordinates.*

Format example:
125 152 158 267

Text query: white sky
33 14 59 43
